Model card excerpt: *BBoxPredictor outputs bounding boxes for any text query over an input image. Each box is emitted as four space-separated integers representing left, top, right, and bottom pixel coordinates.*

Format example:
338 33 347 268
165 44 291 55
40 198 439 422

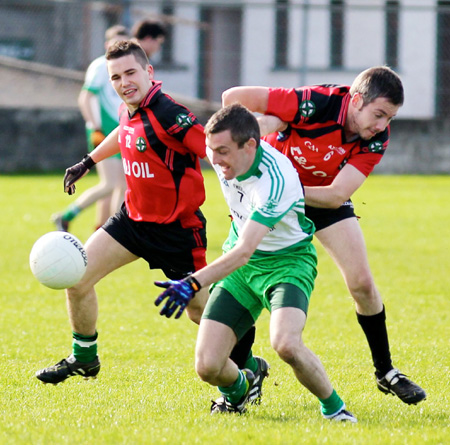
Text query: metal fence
2 1 450 174
1 1 450 117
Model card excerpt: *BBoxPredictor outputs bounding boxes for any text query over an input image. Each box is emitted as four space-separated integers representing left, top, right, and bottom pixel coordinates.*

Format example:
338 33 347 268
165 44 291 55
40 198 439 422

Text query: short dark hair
105 40 149 69
350 66 404 106
104 24 129 42
132 20 166 40
205 103 260 148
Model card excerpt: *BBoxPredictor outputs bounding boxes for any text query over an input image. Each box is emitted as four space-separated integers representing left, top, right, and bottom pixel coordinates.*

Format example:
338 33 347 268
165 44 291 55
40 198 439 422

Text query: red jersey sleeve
180 122 206 158
346 128 390 176
266 88 300 121
347 152 383 176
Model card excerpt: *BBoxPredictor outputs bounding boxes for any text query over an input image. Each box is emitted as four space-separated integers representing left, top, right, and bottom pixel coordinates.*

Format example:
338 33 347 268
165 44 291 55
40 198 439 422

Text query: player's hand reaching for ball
154 276 201 319
63 154 96 195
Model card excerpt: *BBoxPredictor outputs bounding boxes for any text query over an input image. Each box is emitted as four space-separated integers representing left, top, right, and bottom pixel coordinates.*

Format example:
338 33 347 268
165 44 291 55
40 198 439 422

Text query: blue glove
154 276 201 319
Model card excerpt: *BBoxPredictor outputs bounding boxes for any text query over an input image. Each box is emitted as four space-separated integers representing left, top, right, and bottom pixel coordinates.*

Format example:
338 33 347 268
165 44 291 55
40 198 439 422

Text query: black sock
357 306 393 378
230 326 255 369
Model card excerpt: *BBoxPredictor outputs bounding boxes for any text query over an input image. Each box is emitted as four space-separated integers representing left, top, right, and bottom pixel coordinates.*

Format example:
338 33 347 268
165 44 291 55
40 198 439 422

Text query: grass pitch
0 171 448 444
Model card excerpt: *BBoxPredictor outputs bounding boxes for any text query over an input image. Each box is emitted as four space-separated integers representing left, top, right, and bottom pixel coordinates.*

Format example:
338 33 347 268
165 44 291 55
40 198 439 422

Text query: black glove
63 154 96 195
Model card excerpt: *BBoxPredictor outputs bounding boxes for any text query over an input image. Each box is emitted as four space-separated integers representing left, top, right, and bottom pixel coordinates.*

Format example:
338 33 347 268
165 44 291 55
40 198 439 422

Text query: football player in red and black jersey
36 41 268 395
222 66 426 406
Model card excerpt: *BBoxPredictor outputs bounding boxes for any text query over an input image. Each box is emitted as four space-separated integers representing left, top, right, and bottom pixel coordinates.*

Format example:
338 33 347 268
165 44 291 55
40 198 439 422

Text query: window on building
330 0 344 68
385 1 399 68
436 1 450 115
160 2 174 65
275 0 289 68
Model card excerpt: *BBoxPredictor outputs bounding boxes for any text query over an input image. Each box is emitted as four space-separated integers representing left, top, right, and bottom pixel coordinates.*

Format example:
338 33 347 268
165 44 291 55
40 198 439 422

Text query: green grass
0 172 448 444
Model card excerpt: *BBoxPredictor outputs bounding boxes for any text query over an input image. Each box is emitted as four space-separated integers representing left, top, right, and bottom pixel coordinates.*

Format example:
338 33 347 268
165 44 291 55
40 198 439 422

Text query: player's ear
351 92 364 109
245 137 258 150
147 64 154 79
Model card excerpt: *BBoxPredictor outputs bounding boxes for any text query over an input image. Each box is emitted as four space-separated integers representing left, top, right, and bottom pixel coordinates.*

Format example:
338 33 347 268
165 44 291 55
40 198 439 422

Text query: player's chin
221 166 232 179
361 130 378 140
123 96 138 106
359 134 371 141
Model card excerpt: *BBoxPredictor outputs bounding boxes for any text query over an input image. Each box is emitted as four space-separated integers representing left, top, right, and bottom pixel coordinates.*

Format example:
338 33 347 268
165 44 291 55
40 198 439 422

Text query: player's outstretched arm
64 128 121 195
222 86 270 114
154 276 201 319
154 220 269 319
304 164 367 209
257 115 288 136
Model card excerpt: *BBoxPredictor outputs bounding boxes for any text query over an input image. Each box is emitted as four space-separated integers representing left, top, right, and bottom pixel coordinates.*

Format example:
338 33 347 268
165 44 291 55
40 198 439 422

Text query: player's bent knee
66 280 93 300
347 271 374 294
272 336 300 365
348 277 379 306
195 356 222 384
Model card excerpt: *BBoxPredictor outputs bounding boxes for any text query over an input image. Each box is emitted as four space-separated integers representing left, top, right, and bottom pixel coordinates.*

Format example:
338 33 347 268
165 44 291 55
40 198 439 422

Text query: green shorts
202 243 317 339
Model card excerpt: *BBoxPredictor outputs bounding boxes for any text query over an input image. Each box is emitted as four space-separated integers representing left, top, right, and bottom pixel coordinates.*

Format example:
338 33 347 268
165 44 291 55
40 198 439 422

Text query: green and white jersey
207 140 315 253
83 55 122 134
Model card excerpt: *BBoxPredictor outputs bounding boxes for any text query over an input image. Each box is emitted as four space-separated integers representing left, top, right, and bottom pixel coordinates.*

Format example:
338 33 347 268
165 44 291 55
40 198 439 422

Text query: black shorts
305 200 356 231
103 204 207 280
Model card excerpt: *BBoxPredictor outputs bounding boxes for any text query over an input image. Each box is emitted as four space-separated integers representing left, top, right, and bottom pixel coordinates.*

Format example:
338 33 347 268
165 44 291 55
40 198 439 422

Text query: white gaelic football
29 231 88 289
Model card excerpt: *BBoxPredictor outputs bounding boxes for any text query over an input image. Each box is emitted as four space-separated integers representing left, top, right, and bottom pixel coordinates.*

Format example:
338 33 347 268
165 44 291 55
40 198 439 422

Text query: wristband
81 154 96 170
184 275 201 293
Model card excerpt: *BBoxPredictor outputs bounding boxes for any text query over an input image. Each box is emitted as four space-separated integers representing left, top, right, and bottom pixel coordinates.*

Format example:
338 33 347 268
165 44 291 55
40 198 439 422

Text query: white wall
238 0 438 119
155 5 200 97
399 4 436 118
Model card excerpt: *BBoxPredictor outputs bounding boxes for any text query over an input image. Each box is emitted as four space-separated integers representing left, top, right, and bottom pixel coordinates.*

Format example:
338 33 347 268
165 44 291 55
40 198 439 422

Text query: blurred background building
1 0 450 173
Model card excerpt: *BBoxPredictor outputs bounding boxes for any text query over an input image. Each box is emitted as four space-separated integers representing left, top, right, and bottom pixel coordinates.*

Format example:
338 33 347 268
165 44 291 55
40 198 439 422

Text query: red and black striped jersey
263 85 390 186
118 81 206 227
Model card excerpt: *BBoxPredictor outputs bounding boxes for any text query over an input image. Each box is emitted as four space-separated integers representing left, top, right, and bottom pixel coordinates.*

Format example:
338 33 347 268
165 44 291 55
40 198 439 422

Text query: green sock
62 204 81 222
72 331 98 363
218 370 249 404
319 389 344 416
244 353 258 373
